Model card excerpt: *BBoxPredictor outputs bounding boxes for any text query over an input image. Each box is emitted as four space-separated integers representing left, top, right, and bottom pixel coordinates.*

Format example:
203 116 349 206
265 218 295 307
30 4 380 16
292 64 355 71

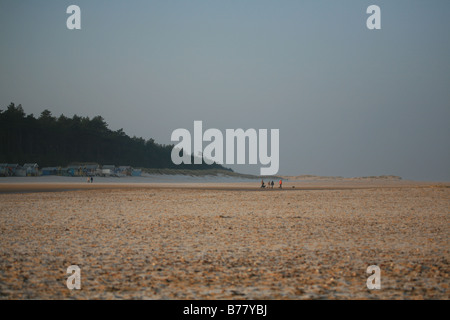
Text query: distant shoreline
0 176 447 194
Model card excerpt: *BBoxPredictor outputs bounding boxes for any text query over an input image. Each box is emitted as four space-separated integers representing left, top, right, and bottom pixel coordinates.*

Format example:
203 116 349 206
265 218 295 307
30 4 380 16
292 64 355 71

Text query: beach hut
84 164 99 176
5 164 24 176
0 164 7 176
95 167 103 176
131 169 142 177
102 165 116 177
118 166 132 176
41 167 59 176
23 163 39 176
65 165 82 177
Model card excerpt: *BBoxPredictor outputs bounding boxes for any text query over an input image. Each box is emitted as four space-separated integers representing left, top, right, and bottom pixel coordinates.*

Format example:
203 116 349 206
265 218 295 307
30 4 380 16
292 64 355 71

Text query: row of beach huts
0 163 142 177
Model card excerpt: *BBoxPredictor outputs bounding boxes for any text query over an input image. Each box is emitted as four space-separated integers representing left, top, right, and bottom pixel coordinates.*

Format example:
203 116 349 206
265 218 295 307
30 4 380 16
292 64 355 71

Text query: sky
0 0 449 181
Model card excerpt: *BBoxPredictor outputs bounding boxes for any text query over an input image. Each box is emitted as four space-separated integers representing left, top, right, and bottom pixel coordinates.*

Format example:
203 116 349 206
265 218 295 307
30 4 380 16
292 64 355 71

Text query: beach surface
0 177 448 299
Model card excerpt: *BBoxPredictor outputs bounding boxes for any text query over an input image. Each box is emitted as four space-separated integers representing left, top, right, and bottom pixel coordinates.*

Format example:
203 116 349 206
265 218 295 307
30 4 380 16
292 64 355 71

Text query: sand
0 179 448 299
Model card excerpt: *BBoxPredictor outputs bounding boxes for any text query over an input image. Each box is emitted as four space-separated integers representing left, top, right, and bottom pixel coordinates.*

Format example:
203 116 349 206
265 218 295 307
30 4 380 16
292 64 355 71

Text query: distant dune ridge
140 169 404 181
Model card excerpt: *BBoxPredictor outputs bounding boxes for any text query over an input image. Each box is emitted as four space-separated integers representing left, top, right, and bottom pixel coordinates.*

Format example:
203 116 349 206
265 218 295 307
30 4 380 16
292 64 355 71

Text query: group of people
261 179 282 189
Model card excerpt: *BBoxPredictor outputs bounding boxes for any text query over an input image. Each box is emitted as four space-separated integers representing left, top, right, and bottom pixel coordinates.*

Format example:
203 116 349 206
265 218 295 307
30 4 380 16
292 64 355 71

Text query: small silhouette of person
279 179 282 189
90 176 93 183
271 181 274 189
261 179 266 188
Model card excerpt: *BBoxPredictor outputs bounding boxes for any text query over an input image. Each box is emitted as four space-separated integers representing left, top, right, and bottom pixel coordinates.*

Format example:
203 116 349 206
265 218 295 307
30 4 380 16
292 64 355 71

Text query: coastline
0 175 447 194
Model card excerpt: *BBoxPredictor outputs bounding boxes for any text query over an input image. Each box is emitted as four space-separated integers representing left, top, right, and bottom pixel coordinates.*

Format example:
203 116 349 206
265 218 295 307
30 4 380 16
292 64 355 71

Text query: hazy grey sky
1 0 449 180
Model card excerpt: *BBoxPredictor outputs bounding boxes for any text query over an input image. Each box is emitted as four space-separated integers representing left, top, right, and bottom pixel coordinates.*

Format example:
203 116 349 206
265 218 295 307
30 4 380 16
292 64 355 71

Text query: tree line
0 103 231 171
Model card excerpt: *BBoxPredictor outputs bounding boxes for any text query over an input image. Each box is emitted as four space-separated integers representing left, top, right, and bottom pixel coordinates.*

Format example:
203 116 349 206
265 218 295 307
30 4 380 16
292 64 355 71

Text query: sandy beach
0 178 448 299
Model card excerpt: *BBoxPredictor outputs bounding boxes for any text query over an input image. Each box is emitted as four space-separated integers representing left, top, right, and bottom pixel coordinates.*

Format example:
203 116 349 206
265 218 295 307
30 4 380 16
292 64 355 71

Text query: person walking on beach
261 179 266 188
279 179 282 189
271 181 274 189
90 176 93 183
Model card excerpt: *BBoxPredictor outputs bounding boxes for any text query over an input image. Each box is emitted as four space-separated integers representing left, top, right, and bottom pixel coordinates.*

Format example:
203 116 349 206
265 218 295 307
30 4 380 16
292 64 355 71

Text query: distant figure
271 181 274 189
279 179 282 189
90 176 93 183
261 179 266 188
